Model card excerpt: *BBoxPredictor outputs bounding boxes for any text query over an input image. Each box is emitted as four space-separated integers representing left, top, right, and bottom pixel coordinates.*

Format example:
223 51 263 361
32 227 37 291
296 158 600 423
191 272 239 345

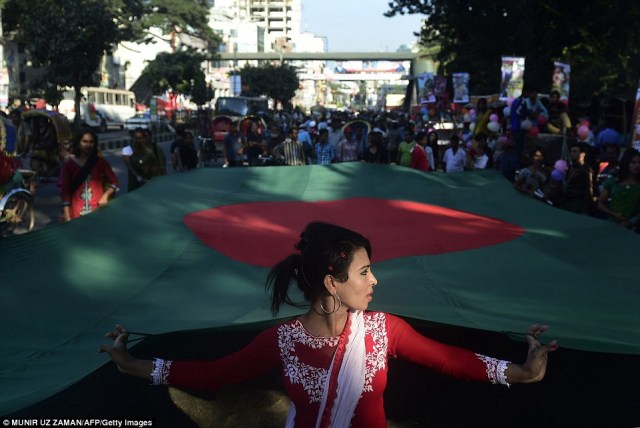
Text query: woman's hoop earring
320 293 342 314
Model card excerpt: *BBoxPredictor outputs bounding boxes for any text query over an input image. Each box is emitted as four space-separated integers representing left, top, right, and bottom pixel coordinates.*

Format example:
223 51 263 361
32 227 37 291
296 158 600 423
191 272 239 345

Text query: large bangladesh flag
1 163 638 421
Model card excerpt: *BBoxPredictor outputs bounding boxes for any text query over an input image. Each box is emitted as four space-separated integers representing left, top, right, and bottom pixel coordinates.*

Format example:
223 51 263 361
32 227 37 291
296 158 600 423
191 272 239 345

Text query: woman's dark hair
266 222 371 315
71 129 99 157
617 148 640 182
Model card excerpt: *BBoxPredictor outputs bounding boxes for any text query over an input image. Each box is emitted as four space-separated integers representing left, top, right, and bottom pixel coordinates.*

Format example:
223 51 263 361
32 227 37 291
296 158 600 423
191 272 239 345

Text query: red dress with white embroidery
152 312 509 428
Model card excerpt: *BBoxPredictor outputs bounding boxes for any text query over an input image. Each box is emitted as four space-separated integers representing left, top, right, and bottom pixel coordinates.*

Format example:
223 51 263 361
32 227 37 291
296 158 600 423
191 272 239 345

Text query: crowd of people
211 90 639 233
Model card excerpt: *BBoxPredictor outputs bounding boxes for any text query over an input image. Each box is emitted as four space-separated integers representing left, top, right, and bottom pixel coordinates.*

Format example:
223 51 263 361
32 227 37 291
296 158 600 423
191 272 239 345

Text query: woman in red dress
60 130 119 221
101 222 557 428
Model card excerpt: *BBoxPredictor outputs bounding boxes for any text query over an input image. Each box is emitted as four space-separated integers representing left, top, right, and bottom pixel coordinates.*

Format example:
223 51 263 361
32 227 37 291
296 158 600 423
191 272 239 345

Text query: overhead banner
552 61 571 101
631 84 640 151
499 56 525 100
452 73 470 104
417 72 436 104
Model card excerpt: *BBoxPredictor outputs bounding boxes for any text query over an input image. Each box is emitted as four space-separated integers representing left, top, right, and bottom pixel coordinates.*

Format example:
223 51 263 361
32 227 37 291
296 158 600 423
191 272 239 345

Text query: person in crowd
169 126 187 171
328 120 344 151
411 131 433 171
385 120 401 163
514 147 548 201
313 128 336 166
297 122 314 164
546 90 572 135
426 130 439 171
396 128 417 167
336 127 358 162
272 126 306 166
361 130 388 164
511 87 548 157
467 141 490 170
60 130 118 221
562 142 593 214
473 98 491 137
597 148 640 230
175 131 199 172
144 129 167 176
101 222 557 428
495 138 519 183
442 134 466 173
124 128 163 192
244 121 266 167
223 126 244 167
595 144 621 197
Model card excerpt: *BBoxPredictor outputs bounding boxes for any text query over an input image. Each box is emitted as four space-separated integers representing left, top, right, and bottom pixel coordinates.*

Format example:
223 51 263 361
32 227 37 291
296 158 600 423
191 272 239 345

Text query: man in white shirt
443 134 466 173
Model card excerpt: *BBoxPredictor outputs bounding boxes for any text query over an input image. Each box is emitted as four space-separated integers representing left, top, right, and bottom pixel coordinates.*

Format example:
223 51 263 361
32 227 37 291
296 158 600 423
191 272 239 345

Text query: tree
141 49 208 98
4 0 120 129
2 0 219 128
385 0 640 105
239 63 300 110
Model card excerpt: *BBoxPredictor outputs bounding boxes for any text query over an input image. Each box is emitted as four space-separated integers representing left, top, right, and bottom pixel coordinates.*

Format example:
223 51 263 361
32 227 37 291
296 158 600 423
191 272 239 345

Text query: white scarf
285 310 367 428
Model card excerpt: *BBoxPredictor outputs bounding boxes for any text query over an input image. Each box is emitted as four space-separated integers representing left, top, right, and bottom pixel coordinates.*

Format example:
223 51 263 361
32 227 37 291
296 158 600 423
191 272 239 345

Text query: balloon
521 119 533 130
579 118 590 127
554 159 568 172
429 109 436 117
507 97 514 107
560 98 569 107
490 113 499 123
469 122 476 132
469 109 476 120
537 114 548 126
528 126 540 137
551 169 565 181
577 125 590 141
421 107 429 115
503 106 511 117
422 115 430 122
487 121 501 133
463 113 472 123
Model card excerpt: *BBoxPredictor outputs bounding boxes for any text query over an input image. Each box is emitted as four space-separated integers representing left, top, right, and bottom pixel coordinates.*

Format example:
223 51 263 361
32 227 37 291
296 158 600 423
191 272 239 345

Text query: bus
58 87 137 131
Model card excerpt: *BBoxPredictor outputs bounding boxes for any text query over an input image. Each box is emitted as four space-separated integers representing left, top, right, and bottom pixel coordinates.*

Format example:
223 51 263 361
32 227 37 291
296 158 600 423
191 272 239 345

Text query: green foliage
6 0 119 89
141 49 207 96
239 63 300 108
43 86 64 108
386 0 640 103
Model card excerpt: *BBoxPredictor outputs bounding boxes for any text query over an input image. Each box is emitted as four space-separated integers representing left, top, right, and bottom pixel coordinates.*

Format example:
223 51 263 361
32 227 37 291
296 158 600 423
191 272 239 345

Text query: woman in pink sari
101 222 557 427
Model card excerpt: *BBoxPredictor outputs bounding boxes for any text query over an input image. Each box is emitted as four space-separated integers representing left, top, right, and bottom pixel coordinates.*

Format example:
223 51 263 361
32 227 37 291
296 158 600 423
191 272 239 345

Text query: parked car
124 112 151 130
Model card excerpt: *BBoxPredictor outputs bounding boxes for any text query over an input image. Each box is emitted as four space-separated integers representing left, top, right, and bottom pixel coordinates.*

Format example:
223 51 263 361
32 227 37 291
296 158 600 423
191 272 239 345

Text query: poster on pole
416 72 436 104
499 56 525 100
452 73 470 104
551 61 570 101
631 84 640 151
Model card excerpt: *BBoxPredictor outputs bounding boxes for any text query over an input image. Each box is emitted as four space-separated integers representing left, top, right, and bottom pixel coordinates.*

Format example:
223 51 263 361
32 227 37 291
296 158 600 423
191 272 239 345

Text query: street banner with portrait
452 72 470 104
631 84 640 151
499 56 525 100
417 72 436 104
551 61 571 101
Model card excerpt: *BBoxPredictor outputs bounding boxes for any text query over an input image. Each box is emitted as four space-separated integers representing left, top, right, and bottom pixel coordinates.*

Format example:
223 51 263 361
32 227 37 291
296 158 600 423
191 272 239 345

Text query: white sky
301 0 424 52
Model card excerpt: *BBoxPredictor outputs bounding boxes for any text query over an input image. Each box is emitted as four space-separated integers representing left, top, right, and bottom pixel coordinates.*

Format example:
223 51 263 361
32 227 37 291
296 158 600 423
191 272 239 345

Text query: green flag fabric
1 163 638 415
